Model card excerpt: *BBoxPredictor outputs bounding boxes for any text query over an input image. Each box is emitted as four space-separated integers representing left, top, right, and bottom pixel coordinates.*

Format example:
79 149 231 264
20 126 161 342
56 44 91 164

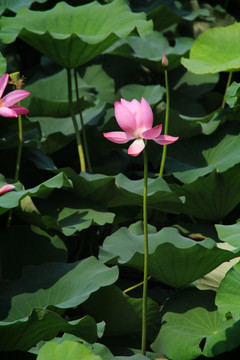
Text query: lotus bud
0 184 15 195
162 53 168 68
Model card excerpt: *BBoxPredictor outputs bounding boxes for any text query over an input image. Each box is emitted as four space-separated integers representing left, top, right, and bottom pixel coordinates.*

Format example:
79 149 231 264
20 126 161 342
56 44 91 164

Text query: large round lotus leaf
181 23 240 74
0 257 118 322
151 287 240 360
0 0 152 68
0 310 98 352
37 341 101 360
99 222 238 288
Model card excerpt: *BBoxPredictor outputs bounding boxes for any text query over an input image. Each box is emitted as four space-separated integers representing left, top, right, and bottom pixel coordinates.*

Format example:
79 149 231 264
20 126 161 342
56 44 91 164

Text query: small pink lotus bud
0 184 15 195
162 53 168 68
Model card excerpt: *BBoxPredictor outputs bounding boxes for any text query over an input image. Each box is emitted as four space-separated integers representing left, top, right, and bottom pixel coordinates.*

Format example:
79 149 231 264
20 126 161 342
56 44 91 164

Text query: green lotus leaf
0 310 98 352
0 225 67 280
0 0 152 68
166 121 240 183
173 70 219 100
179 109 223 135
119 84 165 105
37 341 101 360
0 172 72 215
0 51 7 75
113 356 149 360
33 190 115 236
0 257 118 322
171 167 240 221
197 242 240 292
57 168 182 215
81 64 115 103
50 335 113 360
181 23 240 74
82 285 159 340
141 1 209 31
31 102 105 154
216 223 240 248
216 261 240 319
0 116 41 150
225 81 240 109
24 69 95 117
0 0 47 15
99 222 238 288
107 31 193 72
151 287 240 359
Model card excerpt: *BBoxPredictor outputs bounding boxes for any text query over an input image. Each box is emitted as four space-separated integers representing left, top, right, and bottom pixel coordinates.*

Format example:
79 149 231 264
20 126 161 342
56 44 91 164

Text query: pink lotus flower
0 184 15 195
0 74 30 118
103 97 178 156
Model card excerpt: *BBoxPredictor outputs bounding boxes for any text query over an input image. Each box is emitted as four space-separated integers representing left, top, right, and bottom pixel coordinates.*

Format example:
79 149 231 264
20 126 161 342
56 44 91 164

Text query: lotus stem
141 145 149 355
73 69 92 173
7 102 23 228
221 71 232 109
123 276 151 294
159 68 170 177
67 68 86 172
14 106 23 182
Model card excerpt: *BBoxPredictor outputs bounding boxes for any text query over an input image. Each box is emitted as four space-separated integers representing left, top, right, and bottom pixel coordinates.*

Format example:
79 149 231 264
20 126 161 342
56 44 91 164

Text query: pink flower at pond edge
0 184 15 195
0 73 30 118
103 97 178 156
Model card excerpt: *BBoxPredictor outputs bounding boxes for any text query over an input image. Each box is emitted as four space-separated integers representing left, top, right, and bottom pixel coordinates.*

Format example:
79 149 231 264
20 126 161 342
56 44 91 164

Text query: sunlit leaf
151 287 240 359
37 341 101 360
225 81 240 109
0 0 47 15
181 23 240 74
0 0 152 68
216 261 240 320
216 223 240 248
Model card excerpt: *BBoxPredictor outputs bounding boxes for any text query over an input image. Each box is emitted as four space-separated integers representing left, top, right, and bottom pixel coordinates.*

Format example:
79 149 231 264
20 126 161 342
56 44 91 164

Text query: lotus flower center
0 99 2 107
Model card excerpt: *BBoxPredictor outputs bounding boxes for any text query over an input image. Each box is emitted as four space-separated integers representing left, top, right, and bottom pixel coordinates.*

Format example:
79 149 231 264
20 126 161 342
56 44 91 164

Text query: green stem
67 68 86 172
73 69 92 173
14 107 23 182
7 104 23 228
141 146 148 355
159 68 170 177
221 71 232 109
123 276 151 294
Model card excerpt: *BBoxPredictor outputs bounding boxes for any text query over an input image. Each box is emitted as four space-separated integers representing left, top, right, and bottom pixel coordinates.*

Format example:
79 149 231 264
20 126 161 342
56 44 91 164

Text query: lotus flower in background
0 184 15 195
104 97 178 156
0 74 30 118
